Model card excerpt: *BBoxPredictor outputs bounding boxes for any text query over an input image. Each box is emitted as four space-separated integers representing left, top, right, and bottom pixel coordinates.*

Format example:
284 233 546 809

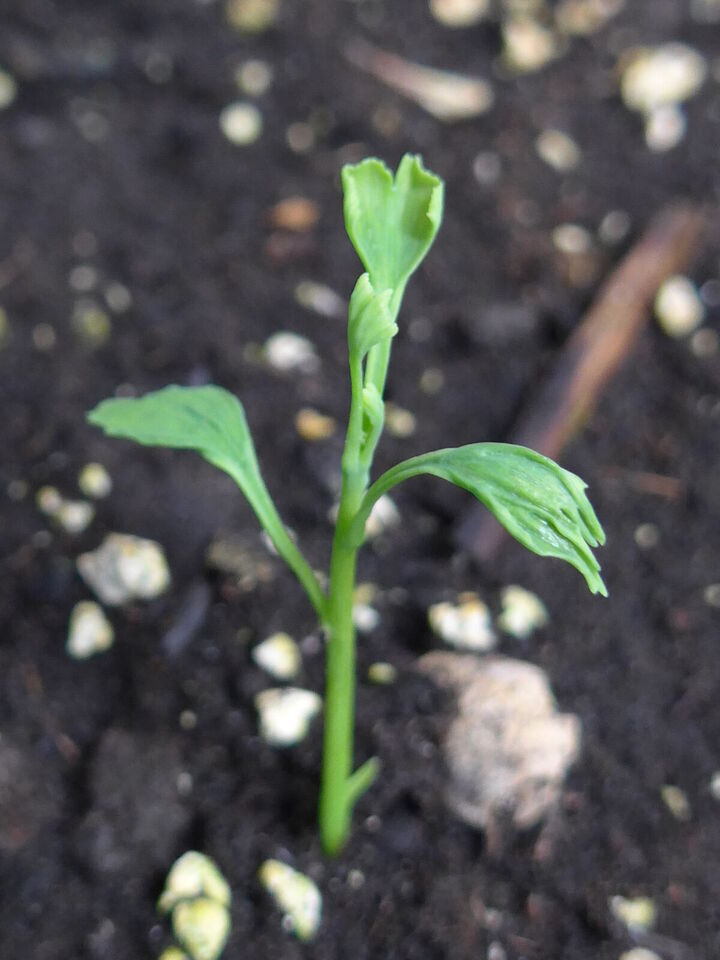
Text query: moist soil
2 1 720 958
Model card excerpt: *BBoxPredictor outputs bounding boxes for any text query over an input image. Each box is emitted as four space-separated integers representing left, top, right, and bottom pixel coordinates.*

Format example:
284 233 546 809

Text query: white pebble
255 688 322 746
621 44 707 113
428 594 496 652
655 275 705 338
609 896 656 932
536 129 581 172
258 860 322 941
503 17 559 74
497 585 549 640
598 209 631 246
252 632 301 681
158 851 231 913
552 223 593 255
0 68 17 110
368 661 397 684
364 495 400 539
619 950 663 960
172 899 230 960
264 331 319 374
235 59 274 96
56 499 96 535
67 601 114 659
710 771 720 799
430 0 490 28
644 104 686 152
219 101 263 145
634 523 659 549
77 533 170 605
294 281 345 319
78 462 113 499
661 784 692 821
353 603 381 633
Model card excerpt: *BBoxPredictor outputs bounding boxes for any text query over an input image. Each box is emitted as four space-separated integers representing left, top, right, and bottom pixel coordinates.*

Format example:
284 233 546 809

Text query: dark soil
2 1 720 957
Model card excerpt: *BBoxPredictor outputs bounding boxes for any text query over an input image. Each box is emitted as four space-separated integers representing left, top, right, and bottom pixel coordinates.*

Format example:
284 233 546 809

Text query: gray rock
417 653 581 830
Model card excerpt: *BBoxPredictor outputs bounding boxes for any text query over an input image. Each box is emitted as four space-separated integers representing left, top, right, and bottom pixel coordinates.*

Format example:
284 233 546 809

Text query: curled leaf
356 443 607 595
348 273 396 360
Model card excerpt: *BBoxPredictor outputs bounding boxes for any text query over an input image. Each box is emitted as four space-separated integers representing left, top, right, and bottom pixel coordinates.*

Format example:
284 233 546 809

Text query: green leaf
355 443 607 596
342 154 444 302
87 385 326 617
347 273 397 360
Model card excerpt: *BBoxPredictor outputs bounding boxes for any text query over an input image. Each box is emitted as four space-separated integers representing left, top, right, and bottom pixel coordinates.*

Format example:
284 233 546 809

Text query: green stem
319 355 377 855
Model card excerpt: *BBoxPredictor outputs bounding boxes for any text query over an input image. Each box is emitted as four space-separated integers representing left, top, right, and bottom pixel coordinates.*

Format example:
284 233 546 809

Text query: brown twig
456 202 706 563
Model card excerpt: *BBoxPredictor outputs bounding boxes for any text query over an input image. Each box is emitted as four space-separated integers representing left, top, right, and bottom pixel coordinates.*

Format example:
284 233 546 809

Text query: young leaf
347 273 397 360
353 443 607 595
342 154 444 303
87 385 326 617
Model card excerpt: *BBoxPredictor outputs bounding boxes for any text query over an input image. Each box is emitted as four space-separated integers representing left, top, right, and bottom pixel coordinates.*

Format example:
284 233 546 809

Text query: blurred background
2 1 720 958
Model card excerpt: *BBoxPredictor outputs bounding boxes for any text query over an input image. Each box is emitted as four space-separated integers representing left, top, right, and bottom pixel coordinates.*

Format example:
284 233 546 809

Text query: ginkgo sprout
88 155 606 855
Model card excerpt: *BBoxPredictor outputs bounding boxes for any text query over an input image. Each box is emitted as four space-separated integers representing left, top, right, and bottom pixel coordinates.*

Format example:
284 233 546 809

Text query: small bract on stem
87 154 606 855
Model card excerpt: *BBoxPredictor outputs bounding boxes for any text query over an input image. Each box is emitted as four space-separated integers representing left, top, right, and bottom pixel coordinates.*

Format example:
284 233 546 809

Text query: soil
2 1 720 958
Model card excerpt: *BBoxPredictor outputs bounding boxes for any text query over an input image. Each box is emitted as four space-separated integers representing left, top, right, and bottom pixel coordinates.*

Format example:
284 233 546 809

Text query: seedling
88 155 606 855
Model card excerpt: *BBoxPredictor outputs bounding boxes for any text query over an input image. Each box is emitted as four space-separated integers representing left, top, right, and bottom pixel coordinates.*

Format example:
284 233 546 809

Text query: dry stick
456 202 707 563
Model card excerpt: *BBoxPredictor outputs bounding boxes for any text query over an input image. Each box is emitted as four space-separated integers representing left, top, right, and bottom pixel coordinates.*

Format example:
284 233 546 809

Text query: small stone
33 323 56 351
430 0 490 28
226 0 279 32
56 499 95 535
72 299 112 346
428 594 496 652
473 151 502 186
368 662 397 685
502 17 559 74
104 282 133 313
655 275 705 338
158 949 190 960
36 485 63 516
67 601 114 659
0 306 8 348
555 0 622 36
609 895 656 933
384 403 417 438
621 44 707 113
552 223 593 255
644 104 686 152
710 771 720 800
77 533 171 605
219 101 262 145
535 129 581 172
634 523 659 549
258 860 322 941
418 654 581 829
703 583 720 607
353 602 381 633
158 852 231 914
364 495 401 539
598 209 631 245
236 59 274 96
661 784 692 821
619 950 662 960
497 586 549 640
295 408 336 442
267 197 319 232
252 632 301 681
295 281 345 319
264 332 319 374
487 943 507 960
691 328 718 357
286 121 315 153
172 899 230 960
78 462 113 499
69 264 99 292
420 367 445 394
0 69 17 110
255 688 322 747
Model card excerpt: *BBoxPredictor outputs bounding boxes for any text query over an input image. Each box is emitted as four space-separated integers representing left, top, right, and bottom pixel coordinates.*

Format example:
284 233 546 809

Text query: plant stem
319 355 377 854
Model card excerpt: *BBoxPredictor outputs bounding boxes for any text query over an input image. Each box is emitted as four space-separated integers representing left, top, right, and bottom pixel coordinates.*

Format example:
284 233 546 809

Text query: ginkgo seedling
88 154 606 855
